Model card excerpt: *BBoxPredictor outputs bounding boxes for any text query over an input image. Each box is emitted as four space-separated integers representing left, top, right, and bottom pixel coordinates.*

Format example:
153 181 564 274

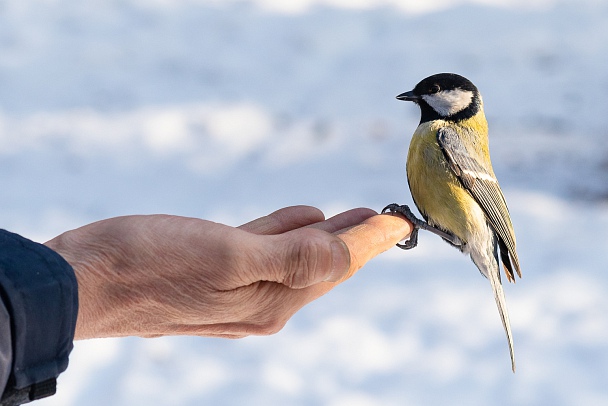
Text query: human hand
45 206 411 340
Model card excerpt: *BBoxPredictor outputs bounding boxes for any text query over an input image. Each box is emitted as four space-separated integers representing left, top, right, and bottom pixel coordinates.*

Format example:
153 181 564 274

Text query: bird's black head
397 73 482 124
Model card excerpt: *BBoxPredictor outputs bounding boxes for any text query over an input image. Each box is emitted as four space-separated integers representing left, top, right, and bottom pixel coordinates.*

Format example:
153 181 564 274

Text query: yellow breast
406 121 484 243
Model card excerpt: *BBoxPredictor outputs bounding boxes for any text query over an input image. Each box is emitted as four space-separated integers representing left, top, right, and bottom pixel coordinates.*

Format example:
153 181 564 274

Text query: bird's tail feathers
472 249 516 373
488 263 516 372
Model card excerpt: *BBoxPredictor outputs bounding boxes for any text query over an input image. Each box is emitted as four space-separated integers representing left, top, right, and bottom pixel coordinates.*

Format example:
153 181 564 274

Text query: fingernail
325 240 350 282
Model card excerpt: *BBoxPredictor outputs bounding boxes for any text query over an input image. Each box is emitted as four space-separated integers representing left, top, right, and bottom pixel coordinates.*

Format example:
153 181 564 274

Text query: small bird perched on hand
383 73 521 372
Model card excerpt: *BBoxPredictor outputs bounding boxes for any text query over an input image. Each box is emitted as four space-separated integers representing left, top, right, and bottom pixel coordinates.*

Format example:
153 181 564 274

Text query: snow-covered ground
1 0 607 404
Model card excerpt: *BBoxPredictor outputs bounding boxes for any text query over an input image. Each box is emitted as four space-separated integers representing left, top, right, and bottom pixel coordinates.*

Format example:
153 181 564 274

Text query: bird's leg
381 203 463 249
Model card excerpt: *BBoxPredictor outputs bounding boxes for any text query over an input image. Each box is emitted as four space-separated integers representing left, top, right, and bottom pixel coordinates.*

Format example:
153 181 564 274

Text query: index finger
307 207 377 233
238 206 326 235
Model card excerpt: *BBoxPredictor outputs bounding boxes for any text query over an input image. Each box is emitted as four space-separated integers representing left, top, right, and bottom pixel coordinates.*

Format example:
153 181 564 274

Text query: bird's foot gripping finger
382 203 464 249
381 203 423 250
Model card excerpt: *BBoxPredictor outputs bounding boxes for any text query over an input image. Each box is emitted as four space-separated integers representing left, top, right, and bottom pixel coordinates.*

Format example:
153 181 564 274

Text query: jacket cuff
0 230 78 405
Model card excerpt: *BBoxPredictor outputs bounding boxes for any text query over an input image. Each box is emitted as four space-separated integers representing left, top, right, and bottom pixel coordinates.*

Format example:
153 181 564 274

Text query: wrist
45 228 116 340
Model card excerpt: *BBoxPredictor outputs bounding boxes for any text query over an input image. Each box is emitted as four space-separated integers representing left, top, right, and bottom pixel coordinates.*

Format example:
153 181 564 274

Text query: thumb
260 228 351 289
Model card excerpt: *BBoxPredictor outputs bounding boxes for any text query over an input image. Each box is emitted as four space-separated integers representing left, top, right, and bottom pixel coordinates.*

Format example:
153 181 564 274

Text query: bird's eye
430 84 440 94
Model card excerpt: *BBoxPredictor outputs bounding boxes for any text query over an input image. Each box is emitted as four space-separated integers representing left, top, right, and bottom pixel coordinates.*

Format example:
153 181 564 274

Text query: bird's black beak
396 90 419 102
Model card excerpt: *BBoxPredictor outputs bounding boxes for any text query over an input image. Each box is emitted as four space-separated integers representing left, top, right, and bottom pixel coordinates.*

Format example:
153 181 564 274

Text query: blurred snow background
1 0 608 404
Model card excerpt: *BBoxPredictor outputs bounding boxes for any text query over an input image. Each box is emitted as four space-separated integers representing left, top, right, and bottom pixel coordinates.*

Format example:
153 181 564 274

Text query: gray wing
437 127 521 282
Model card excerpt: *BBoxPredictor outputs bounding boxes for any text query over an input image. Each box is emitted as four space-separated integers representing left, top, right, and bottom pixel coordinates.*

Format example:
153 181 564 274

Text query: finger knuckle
284 230 326 288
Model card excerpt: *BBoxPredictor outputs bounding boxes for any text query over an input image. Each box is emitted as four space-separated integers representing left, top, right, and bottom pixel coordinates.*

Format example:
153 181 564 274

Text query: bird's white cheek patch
422 89 473 116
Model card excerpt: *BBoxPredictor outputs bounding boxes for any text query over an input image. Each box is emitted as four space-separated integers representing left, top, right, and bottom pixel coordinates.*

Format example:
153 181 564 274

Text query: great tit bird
383 73 521 372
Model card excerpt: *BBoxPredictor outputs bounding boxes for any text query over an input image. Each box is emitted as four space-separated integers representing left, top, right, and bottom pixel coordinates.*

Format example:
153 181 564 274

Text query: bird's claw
381 203 423 250
382 203 464 249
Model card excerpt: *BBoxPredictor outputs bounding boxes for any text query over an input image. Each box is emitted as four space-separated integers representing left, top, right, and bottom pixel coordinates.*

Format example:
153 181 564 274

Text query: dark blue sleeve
0 230 78 406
